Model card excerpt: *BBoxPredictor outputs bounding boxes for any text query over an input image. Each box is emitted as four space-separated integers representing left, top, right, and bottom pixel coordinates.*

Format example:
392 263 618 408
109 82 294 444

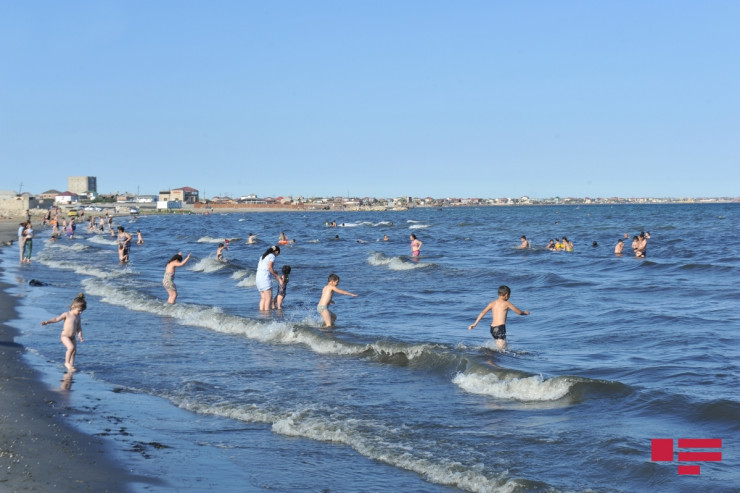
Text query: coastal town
1 175 737 219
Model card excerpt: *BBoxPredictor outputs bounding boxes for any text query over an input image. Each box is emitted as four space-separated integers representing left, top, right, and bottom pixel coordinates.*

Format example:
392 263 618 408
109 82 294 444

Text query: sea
3 203 739 492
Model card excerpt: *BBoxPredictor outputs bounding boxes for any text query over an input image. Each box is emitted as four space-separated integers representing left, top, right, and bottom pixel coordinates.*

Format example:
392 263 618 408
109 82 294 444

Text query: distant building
159 186 199 204
40 189 62 200
68 176 97 195
55 191 79 204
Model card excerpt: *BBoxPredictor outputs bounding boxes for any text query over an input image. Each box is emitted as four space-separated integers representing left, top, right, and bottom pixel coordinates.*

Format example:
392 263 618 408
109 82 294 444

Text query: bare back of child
468 285 529 350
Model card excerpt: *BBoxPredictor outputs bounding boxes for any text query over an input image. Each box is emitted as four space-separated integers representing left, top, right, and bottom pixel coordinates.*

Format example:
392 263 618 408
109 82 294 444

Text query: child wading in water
216 242 228 262
41 293 87 372
163 251 192 304
317 273 358 327
468 285 529 350
272 265 291 309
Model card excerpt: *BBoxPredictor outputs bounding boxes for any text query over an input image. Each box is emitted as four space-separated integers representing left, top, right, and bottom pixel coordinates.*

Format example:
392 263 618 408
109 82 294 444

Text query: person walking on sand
256 246 282 311
468 285 529 350
17 221 27 263
41 293 87 372
410 234 422 257
163 251 192 304
317 273 358 328
22 222 34 264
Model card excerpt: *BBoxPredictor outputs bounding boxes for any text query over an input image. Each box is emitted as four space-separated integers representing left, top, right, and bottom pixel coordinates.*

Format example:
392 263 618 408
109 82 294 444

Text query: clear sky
1 1 738 199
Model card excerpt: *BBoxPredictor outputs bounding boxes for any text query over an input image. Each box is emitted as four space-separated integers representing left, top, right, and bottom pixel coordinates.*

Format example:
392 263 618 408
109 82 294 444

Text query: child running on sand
317 273 358 327
468 285 530 350
41 293 87 372
272 265 291 309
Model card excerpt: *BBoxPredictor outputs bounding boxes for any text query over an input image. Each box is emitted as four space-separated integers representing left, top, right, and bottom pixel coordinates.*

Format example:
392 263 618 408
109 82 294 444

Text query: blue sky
1 1 738 199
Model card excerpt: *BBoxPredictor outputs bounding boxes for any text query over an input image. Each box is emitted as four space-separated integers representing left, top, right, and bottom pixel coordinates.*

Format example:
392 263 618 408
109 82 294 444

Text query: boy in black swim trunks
468 285 529 350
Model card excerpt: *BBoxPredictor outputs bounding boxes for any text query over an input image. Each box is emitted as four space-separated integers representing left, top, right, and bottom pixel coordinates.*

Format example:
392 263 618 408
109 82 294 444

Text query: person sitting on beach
518 235 529 249
272 265 291 310
41 293 86 372
216 242 228 262
117 226 132 263
614 239 624 255
467 285 530 350
163 252 192 304
317 273 358 328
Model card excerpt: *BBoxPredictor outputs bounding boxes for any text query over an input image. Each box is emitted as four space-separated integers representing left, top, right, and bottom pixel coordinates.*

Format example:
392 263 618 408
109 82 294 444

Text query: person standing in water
409 234 422 257
41 293 87 372
468 285 530 350
256 246 282 311
163 252 192 304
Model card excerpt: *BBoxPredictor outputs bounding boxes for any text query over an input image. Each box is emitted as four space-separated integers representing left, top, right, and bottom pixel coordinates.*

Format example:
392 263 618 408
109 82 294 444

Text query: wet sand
0 219 137 491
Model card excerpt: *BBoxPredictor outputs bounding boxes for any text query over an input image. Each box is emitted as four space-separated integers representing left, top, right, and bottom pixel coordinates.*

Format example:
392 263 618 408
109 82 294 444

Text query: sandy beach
0 218 136 491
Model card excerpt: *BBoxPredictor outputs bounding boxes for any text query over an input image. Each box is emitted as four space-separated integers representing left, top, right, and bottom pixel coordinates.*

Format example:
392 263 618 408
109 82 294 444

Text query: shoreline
0 219 137 491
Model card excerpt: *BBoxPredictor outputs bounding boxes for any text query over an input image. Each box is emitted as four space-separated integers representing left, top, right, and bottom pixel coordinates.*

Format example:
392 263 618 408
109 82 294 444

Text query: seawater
3 204 739 492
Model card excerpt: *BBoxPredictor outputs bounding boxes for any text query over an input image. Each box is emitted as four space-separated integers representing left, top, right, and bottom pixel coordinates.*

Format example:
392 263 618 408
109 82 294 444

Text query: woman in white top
256 245 282 311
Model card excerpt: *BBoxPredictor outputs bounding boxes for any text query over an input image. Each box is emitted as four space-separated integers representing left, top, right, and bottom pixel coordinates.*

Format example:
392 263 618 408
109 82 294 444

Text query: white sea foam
197 236 236 244
452 372 573 401
271 411 514 493
35 253 125 279
236 273 257 287
170 395 518 492
80 278 441 363
87 235 117 246
367 252 432 271
231 269 249 280
409 224 430 229
189 257 227 274
45 241 88 252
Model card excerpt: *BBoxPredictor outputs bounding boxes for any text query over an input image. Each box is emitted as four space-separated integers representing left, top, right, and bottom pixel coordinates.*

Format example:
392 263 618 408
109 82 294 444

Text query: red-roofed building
55 191 79 204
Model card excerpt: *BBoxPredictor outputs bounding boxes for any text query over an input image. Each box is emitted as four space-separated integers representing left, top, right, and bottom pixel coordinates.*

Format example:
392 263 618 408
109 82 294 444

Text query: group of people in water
516 232 650 257
25 212 654 373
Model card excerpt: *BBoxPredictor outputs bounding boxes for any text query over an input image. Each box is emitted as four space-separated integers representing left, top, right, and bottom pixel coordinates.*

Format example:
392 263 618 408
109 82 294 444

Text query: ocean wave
172 397 517 493
87 235 118 246
35 253 127 279
236 273 257 287
367 252 434 271
189 257 227 274
231 269 250 280
409 224 430 229
44 241 89 252
452 372 574 401
197 236 238 244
